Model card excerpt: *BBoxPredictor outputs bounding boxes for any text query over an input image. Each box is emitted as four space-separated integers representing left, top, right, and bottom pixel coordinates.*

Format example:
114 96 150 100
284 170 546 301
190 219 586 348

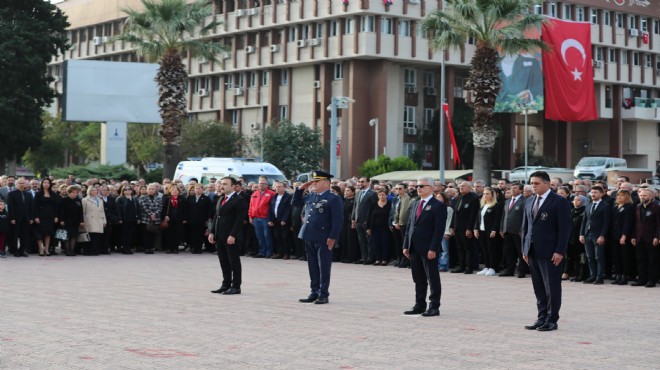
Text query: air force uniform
292 171 343 302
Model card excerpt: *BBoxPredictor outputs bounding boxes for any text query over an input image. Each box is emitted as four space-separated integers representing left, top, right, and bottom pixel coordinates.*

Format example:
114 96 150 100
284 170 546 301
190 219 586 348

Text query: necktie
591 202 597 214
221 195 228 206
509 197 515 210
532 196 541 219
415 200 425 220
21 191 25 203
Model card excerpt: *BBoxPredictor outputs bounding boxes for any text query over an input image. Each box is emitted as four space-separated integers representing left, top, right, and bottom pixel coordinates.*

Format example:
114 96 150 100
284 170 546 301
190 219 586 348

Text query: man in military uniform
293 170 344 304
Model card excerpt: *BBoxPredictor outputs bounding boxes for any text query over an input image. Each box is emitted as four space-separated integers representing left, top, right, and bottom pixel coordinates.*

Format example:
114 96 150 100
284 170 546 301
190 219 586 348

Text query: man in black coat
187 183 212 254
268 181 292 259
631 188 660 287
208 177 248 295
451 181 480 274
7 178 33 257
351 177 378 264
579 186 612 284
499 183 526 277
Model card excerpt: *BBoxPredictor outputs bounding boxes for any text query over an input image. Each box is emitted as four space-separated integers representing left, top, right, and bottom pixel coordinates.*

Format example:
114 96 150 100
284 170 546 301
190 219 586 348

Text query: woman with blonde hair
82 186 107 256
610 189 635 285
474 187 503 276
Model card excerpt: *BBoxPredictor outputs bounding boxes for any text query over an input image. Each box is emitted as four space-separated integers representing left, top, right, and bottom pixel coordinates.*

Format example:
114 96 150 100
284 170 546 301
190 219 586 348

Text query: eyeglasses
416 185 430 188
394 187 404 191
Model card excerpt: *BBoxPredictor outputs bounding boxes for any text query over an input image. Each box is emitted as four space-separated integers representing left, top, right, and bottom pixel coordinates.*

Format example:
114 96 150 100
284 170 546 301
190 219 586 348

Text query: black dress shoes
404 306 426 315
299 295 319 303
644 282 656 288
583 277 596 284
517 273 526 278
498 272 514 277
463 269 473 274
524 320 546 330
223 287 241 295
593 278 604 285
631 281 647 286
211 286 229 294
421 308 440 317
450 268 465 273
314 297 329 304
537 322 558 331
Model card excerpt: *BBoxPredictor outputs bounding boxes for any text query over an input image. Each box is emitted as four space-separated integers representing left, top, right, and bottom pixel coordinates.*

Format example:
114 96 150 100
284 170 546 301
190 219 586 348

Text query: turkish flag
542 18 597 122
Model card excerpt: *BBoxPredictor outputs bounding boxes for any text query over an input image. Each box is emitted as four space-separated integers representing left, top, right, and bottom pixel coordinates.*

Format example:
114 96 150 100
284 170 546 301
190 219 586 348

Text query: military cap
311 170 333 181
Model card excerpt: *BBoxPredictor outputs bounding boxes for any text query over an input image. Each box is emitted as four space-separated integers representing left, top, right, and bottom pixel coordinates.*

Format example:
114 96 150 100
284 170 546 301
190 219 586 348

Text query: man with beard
631 188 660 288
451 182 479 274
351 177 378 264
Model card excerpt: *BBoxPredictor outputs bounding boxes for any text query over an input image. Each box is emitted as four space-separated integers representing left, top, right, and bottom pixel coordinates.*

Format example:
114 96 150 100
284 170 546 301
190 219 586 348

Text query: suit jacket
500 195 525 234
394 193 416 226
633 202 660 244
268 192 292 224
452 192 480 232
521 191 572 259
212 193 248 244
0 186 13 201
580 199 612 239
475 202 503 233
102 196 119 224
82 196 107 233
610 203 635 240
7 189 32 222
402 196 447 254
388 196 400 227
187 194 212 224
351 188 377 224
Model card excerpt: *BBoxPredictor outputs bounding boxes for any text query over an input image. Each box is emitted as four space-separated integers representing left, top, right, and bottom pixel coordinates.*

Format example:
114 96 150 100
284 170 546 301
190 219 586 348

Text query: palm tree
422 0 547 184
116 0 227 179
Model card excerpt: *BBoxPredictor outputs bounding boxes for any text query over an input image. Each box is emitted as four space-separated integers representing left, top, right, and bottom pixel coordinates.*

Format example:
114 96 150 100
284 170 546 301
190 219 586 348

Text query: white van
574 157 627 180
173 158 287 185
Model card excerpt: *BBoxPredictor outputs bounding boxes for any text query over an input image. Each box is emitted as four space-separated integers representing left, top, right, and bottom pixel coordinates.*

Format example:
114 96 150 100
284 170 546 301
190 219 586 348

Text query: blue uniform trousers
306 240 333 298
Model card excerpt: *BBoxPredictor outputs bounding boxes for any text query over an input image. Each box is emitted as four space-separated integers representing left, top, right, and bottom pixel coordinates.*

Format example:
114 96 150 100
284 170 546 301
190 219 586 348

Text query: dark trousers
242 223 258 255
86 232 103 255
101 223 114 253
292 225 305 258
189 223 207 253
479 233 502 270
339 223 359 262
217 241 242 288
392 226 404 262
11 220 31 255
356 223 371 261
611 241 635 279
584 235 606 279
502 233 522 274
454 231 471 270
528 248 563 324
272 223 291 256
142 226 160 251
121 222 136 252
305 240 333 298
371 227 391 261
410 248 441 309
636 240 659 284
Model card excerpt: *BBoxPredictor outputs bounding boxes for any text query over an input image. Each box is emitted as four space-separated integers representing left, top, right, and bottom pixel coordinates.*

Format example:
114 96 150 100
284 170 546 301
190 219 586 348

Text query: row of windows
227 105 288 126
594 47 659 68
535 3 660 34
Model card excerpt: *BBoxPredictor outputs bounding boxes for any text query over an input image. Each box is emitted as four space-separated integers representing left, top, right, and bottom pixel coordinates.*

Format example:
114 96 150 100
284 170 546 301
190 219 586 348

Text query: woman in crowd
138 184 162 254
436 192 454 272
34 178 58 256
59 185 84 256
162 185 187 254
99 185 118 254
557 186 571 200
116 185 139 254
340 186 358 263
610 189 636 285
82 186 107 256
568 195 588 282
474 187 503 276
366 188 392 266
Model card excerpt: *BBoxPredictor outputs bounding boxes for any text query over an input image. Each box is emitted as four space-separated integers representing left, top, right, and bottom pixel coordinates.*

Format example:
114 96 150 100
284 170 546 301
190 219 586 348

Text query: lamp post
327 96 355 176
517 103 537 184
438 0 446 183
369 118 379 160
226 83 264 161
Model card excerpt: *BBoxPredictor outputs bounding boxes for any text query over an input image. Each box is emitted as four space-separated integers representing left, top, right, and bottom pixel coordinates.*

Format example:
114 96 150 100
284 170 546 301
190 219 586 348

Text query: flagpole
438 1 446 184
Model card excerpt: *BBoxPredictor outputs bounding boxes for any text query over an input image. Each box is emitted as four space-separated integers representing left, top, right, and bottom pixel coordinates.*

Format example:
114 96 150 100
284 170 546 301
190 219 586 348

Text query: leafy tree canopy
181 120 242 159
358 155 419 179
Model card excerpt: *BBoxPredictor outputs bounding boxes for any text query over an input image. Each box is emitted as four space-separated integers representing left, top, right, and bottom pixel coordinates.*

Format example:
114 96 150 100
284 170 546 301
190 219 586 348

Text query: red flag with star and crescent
542 18 597 122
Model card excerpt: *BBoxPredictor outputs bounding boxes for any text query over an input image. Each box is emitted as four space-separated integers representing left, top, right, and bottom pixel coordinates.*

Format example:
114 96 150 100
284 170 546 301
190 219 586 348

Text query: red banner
442 103 461 169
542 18 597 122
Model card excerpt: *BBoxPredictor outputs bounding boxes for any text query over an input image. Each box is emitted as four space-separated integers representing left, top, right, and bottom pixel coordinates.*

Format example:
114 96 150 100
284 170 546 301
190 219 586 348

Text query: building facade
50 0 660 178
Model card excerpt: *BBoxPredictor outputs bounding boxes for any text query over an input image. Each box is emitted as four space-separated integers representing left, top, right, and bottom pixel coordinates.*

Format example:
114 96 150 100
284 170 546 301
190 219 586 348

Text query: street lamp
369 118 379 160
517 103 537 184
327 96 355 176
226 83 265 161
438 0 446 183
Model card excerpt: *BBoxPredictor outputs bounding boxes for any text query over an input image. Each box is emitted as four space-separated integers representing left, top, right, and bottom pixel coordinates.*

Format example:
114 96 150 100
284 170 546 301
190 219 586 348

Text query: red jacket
249 189 274 219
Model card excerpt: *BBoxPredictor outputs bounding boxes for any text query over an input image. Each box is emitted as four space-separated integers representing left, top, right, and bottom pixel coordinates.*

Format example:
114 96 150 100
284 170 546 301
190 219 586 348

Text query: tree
0 0 69 171
358 155 420 178
127 124 163 176
116 0 228 179
250 121 324 179
422 0 547 183
181 120 242 159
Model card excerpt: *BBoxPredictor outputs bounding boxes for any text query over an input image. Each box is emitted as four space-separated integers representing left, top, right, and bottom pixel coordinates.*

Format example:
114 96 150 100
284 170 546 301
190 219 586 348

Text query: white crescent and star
560 39 586 81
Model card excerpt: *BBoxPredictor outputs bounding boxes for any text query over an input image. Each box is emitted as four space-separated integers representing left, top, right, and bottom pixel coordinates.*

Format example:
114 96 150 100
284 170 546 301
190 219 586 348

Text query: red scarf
171 196 178 208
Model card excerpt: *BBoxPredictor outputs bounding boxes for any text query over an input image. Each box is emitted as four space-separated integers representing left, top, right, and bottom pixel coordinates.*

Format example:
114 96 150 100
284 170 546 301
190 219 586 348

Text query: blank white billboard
63 60 161 124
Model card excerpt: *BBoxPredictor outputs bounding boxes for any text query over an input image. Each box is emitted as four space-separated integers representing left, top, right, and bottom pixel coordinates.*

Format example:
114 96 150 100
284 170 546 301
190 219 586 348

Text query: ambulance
173 158 287 185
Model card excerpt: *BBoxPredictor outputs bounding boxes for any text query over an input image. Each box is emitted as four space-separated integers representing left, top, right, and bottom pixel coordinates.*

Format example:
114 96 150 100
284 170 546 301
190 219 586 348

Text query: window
641 18 648 32
262 71 269 86
615 13 623 28
237 73 245 87
533 5 542 15
404 69 416 87
231 110 240 126
226 74 234 87
595 47 603 61
654 20 660 34
345 18 354 34
381 17 393 35
632 52 639 66
249 71 257 87
645 54 652 68
608 49 616 63
398 20 411 37
403 143 417 159
576 7 584 22
424 108 434 130
315 23 324 38
288 27 297 42
361 15 375 32
603 11 610 26
629 16 637 30
621 51 628 65
281 69 289 85
591 9 598 24
329 21 338 37
212 76 221 91
424 71 434 87
548 3 557 17
279 105 288 119
334 63 343 80
301 24 310 40
562 4 572 20
403 106 416 128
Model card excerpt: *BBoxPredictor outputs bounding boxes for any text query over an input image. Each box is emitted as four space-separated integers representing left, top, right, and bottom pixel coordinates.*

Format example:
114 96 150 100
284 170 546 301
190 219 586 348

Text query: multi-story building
50 0 660 178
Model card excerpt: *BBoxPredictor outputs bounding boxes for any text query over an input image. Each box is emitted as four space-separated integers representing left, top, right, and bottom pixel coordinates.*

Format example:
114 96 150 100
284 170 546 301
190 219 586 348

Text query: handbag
55 228 68 240
77 232 91 243
160 200 171 230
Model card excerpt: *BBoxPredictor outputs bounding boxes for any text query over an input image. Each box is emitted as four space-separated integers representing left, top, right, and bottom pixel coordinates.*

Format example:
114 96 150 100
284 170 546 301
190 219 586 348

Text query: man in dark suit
7 178 33 257
351 177 378 264
522 171 571 332
187 183 212 254
208 177 248 295
451 181 480 274
293 171 343 305
268 181 292 259
401 176 447 317
630 188 660 287
499 183 526 277
578 186 612 284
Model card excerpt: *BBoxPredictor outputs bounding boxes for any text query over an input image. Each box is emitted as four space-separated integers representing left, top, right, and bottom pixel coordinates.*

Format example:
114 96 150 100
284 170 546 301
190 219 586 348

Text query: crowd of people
0 172 658 288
